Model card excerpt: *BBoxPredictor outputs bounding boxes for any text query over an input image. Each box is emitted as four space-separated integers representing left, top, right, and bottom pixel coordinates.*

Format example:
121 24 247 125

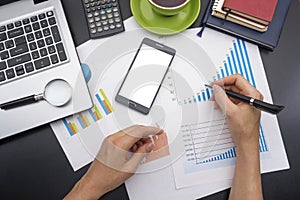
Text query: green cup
148 0 191 16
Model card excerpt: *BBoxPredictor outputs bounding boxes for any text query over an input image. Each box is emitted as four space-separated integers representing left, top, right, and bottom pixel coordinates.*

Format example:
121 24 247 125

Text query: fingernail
213 84 221 92
146 143 154 152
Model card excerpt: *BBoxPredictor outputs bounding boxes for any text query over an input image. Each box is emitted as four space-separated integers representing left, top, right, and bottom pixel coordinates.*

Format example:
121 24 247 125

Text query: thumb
123 143 154 173
213 84 236 115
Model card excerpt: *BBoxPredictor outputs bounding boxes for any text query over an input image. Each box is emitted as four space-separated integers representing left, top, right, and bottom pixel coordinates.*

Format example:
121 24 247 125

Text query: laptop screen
0 0 20 6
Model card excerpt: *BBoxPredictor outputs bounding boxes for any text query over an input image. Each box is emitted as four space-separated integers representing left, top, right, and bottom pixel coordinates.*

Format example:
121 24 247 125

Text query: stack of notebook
200 0 291 50
212 0 278 32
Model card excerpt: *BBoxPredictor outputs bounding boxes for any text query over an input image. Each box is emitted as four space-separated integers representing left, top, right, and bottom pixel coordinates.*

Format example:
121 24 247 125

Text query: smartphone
115 38 176 114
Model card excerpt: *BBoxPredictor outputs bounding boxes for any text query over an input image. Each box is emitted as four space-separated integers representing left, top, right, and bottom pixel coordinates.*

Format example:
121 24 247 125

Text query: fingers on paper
109 125 163 151
213 84 237 116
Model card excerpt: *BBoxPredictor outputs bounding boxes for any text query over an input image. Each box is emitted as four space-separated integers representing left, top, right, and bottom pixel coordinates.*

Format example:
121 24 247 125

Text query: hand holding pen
210 74 265 199
206 75 284 115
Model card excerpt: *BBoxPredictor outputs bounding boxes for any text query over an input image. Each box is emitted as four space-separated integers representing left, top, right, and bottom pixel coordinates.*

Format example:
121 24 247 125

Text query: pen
205 84 285 115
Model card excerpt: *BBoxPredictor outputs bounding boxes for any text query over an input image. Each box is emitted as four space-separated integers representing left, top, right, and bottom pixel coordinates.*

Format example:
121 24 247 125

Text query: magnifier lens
44 79 72 106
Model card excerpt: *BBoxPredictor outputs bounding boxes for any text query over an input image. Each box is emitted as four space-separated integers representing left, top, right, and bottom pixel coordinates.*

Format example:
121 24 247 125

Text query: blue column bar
96 94 109 115
63 118 73 136
237 38 250 82
206 88 211 100
230 49 238 74
260 125 268 151
202 91 206 101
227 56 234 75
221 68 225 78
197 93 201 102
241 40 257 88
233 41 244 76
259 130 263 152
77 117 85 128
224 62 229 77
88 109 97 122
193 97 196 103
217 72 221 80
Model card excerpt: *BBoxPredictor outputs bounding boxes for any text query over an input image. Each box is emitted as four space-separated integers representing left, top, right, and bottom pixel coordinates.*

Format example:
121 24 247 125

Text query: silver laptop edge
0 0 93 139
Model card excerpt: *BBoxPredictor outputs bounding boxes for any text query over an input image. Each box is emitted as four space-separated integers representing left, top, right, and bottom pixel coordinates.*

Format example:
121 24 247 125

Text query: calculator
82 0 125 39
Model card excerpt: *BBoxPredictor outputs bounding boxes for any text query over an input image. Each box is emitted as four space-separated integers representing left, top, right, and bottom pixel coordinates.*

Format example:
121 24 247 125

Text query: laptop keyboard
0 10 68 84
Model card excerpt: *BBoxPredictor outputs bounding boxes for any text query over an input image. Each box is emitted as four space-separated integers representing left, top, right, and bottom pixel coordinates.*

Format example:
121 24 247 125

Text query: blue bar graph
183 38 269 165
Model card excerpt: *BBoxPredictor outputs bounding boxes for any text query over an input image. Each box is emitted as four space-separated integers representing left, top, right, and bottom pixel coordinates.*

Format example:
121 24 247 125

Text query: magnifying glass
0 79 72 110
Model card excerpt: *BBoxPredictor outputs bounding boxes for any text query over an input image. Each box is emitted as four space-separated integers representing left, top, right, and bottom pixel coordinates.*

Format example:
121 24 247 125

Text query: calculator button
114 17 120 22
100 10 105 15
91 28 96 34
116 23 122 28
109 24 115 29
88 18 94 23
97 27 103 32
102 20 108 25
106 8 112 13
103 26 109 31
107 13 113 19
96 22 101 27
113 12 119 17
95 16 101 22
90 23 96 29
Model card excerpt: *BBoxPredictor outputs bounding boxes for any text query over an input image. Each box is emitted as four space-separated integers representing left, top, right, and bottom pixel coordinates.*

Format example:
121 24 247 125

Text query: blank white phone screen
119 44 173 108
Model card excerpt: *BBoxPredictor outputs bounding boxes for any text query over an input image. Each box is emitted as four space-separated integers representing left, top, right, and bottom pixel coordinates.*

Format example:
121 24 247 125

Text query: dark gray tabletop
0 0 299 199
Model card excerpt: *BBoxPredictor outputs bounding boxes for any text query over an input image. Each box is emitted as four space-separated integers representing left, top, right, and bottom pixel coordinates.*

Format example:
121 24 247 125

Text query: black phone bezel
115 37 176 115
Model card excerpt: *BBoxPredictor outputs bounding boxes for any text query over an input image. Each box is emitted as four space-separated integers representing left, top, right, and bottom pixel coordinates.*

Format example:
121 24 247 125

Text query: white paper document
50 17 289 199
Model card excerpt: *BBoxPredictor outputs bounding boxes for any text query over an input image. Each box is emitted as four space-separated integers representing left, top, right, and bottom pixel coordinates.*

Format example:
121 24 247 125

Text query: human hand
64 125 162 200
211 74 263 152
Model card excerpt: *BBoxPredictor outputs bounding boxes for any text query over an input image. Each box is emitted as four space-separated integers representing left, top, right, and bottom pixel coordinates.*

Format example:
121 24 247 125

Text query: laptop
0 0 93 139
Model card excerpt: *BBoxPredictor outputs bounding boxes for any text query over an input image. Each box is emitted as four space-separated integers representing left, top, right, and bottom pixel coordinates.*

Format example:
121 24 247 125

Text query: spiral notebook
201 0 291 50
211 0 268 32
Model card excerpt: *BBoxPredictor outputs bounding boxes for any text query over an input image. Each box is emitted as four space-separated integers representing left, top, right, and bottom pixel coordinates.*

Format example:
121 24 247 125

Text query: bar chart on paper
180 38 269 171
62 88 113 136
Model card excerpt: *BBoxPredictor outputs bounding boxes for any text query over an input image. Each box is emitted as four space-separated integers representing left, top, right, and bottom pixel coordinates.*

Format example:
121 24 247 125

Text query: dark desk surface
1 0 299 199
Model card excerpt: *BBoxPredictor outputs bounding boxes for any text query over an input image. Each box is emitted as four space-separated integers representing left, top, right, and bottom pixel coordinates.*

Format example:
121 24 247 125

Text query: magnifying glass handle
0 94 43 110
